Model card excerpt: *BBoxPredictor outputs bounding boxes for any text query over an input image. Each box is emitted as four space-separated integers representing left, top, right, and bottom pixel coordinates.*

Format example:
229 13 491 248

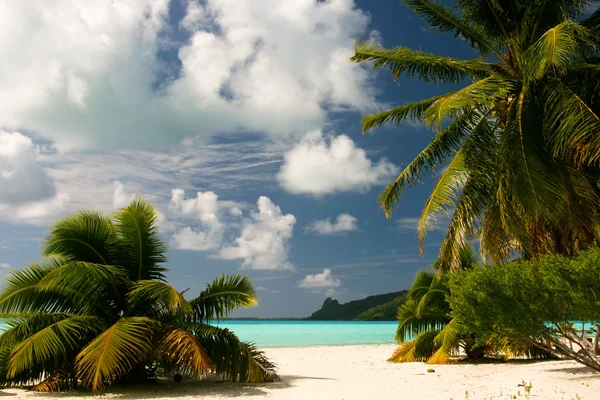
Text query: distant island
307 291 408 321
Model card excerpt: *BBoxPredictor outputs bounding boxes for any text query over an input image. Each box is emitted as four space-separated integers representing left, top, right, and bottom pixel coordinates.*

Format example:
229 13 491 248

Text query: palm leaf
113 199 168 281
154 326 213 378
417 146 468 251
378 111 472 217
423 75 516 130
525 21 595 81
187 323 279 382
362 95 446 134
428 318 462 364
42 211 115 264
0 259 71 314
352 41 491 83
128 280 193 318
389 330 439 363
36 261 128 314
546 78 600 166
75 317 154 391
3 314 103 378
401 0 502 58
191 274 258 322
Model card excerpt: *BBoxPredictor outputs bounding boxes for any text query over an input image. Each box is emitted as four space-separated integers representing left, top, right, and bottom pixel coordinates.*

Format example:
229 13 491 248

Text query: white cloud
0 131 70 225
169 189 223 251
0 0 377 150
167 191 295 271
0 131 56 205
0 263 10 268
218 196 295 270
230 207 243 217
298 268 342 296
278 131 398 196
112 181 135 208
305 213 358 235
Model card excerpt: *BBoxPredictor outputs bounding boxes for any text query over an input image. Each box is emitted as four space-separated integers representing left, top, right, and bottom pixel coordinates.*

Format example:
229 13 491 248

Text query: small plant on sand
520 379 533 398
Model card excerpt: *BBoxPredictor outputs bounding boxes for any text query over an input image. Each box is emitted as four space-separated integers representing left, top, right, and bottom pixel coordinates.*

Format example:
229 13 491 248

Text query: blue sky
0 0 474 317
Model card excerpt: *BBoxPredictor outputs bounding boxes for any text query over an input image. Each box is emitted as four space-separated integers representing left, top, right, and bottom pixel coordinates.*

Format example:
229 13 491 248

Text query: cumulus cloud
305 213 358 235
169 189 224 251
219 196 296 270
277 131 398 196
167 190 295 270
0 131 56 205
298 268 342 296
112 181 135 208
0 131 70 225
0 0 377 150
0 262 10 268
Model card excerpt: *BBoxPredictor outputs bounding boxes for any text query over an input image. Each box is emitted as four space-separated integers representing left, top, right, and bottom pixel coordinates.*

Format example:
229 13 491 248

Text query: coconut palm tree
351 0 600 270
0 200 278 392
390 246 477 363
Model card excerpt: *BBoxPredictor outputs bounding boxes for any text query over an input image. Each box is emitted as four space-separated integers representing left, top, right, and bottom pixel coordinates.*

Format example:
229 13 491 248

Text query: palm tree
390 246 476 364
351 0 600 270
390 246 551 363
0 200 278 392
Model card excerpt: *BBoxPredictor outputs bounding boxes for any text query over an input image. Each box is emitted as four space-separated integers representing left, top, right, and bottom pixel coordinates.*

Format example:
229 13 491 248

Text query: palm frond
396 299 449 343
401 0 502 58
0 259 69 314
3 314 103 378
187 323 278 382
428 318 462 364
378 112 473 217
155 326 213 378
352 41 491 83
42 211 115 265
362 95 446 134
128 280 193 318
75 317 155 391
191 274 258 322
424 75 516 130
546 78 600 166
113 199 168 281
525 21 595 81
389 330 439 363
36 262 128 314
417 147 468 252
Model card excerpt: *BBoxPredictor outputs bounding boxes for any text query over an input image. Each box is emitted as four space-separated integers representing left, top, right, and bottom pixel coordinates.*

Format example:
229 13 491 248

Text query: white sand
3 345 599 399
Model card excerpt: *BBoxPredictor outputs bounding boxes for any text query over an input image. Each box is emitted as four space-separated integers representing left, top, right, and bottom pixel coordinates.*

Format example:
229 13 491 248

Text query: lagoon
216 320 398 348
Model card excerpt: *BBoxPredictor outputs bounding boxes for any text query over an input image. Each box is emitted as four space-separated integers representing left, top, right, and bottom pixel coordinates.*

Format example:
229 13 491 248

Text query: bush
448 248 600 370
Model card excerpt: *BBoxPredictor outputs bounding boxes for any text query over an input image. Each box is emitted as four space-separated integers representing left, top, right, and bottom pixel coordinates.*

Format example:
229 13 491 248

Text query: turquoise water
216 320 398 348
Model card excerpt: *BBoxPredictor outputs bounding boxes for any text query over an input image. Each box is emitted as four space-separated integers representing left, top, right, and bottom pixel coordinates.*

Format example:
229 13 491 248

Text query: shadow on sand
10 375 336 399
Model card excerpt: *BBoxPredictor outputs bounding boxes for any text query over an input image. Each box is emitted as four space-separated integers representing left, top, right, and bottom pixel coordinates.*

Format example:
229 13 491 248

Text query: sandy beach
1 344 599 400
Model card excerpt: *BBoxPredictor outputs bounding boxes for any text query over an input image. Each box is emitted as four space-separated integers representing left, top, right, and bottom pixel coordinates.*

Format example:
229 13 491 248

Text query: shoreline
3 344 599 399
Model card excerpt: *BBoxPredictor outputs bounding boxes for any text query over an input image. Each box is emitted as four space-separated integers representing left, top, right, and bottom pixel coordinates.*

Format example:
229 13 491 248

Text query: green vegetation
355 293 408 320
308 291 408 321
352 0 600 369
352 0 600 269
449 248 600 371
0 200 278 392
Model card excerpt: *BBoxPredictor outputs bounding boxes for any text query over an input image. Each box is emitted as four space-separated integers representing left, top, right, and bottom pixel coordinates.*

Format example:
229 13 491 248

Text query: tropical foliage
0 200 278 392
391 245 556 364
389 246 480 363
449 247 600 371
351 0 600 270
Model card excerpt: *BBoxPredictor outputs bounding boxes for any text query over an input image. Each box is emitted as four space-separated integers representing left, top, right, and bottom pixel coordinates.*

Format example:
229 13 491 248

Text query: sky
0 0 478 318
